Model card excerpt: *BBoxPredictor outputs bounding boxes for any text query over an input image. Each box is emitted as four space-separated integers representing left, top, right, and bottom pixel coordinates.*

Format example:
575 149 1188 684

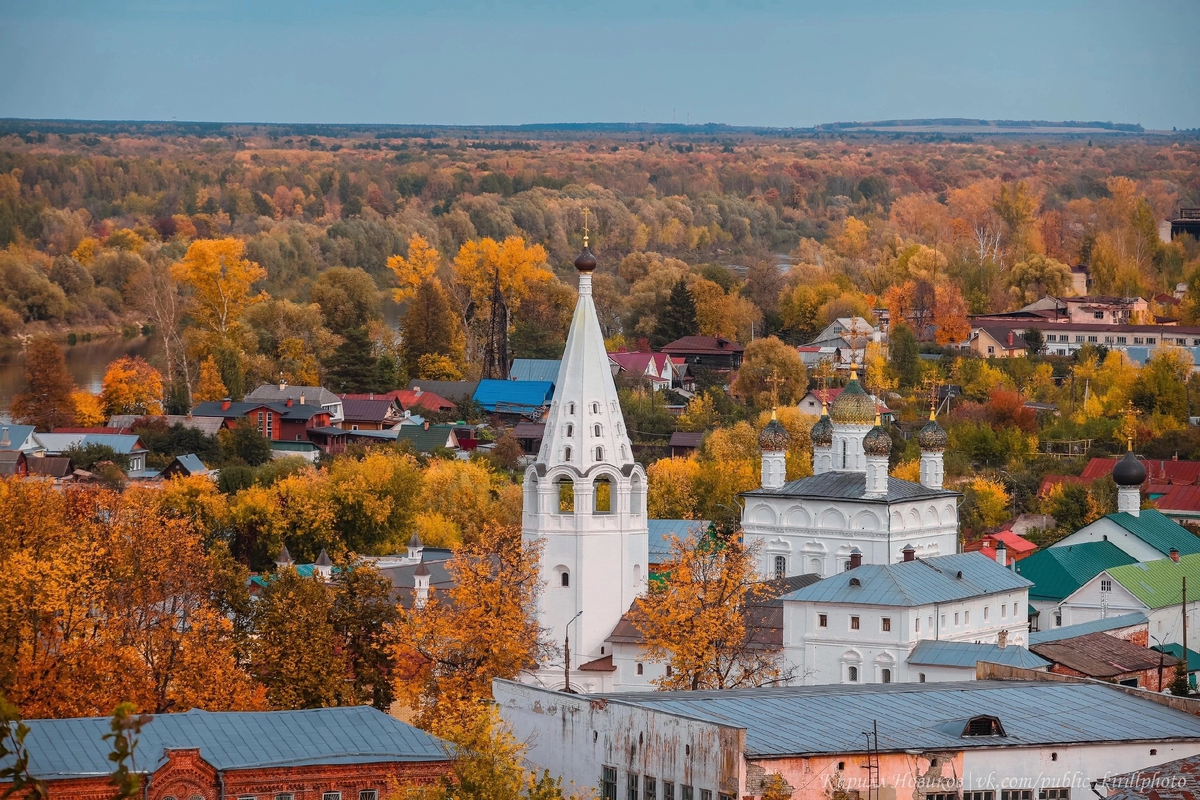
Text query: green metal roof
395 424 457 452
1153 642 1200 672
1107 552 1200 609
1014 541 1137 602
1105 509 1200 556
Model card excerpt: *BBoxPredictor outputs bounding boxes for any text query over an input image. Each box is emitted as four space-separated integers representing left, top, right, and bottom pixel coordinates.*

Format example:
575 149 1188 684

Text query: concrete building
521 243 648 693
781 551 1036 685
742 379 958 579
495 678 1200 800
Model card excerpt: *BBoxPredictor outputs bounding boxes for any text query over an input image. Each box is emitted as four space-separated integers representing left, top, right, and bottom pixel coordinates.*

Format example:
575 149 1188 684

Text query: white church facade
743 384 960 580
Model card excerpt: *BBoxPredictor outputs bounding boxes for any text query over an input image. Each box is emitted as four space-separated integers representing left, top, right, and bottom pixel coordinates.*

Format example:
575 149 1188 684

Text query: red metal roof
1148 484 1200 514
964 531 1038 558
1082 457 1200 485
1038 475 1090 497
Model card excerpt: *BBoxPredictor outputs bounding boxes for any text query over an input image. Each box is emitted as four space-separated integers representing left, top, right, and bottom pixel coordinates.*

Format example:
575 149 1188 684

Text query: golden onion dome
829 376 875 426
917 410 948 452
863 414 893 457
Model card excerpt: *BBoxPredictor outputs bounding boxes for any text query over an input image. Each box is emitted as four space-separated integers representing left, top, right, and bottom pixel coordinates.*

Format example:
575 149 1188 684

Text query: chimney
902 544 915 562
414 387 422 397
0 426 9 448
286 397 294 407
995 541 1008 568
1171 547 1181 563
849 548 863 569
997 629 1008 649
279 377 286 391
299 393 306 406
1007 330 1014 346
423 421 430 431
221 397 232 411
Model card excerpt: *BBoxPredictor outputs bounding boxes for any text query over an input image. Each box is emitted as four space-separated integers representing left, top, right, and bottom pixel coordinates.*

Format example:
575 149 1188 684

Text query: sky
1 0 1197 130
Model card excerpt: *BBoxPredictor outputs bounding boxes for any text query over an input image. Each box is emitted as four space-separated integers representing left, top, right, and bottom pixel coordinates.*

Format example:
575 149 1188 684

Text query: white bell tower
522 232 648 692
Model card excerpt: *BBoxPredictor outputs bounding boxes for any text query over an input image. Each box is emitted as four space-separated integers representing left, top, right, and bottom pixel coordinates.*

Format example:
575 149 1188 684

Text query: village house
246 381 345 424
661 335 744 371
191 398 334 444
804 316 886 367
1029 630 1179 691
404 379 479 404
2 706 451 798
159 453 210 480
608 349 679 390
338 396 404 430
1015 540 1138 620
33 432 150 474
510 358 562 389
964 531 1038 564
495 677 1200 800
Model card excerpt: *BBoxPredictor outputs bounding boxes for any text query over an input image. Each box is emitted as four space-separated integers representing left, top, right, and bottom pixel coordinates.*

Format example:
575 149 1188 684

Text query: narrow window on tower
596 446 604 462
558 477 575 513
594 423 602 437
564 446 572 462
594 476 612 514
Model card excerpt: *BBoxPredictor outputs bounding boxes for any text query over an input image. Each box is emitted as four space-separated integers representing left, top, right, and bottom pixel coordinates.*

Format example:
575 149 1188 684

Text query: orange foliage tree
100 355 164 416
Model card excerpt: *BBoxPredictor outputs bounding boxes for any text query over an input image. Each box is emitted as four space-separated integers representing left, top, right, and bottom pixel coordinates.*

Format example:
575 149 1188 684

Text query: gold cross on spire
766 368 785 416
582 207 590 248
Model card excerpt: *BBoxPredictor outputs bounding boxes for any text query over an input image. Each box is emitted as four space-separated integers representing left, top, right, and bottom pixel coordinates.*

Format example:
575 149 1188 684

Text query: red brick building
4 706 452 799
191 399 333 442
1030 630 1181 691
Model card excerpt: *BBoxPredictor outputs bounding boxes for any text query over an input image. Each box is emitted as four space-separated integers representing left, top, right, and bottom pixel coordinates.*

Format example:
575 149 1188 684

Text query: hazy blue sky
2 0 1197 129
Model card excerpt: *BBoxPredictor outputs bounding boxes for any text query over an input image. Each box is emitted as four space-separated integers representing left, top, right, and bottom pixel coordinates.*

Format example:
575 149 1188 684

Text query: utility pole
1185 576 1189 692
564 610 583 694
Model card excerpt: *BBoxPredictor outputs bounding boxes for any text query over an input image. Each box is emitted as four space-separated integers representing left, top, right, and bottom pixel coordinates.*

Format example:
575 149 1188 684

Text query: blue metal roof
781 553 1032 607
472 379 553 412
648 519 712 563
906 640 1049 669
1 424 37 450
600 680 1200 757
5 707 449 779
510 359 562 385
1027 612 1148 645
173 454 207 474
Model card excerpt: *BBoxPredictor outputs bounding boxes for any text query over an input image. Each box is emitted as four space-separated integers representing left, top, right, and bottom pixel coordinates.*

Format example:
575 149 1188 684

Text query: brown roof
28 456 73 478
1030 631 1179 678
661 336 744 355
577 654 617 672
669 431 705 448
339 398 397 423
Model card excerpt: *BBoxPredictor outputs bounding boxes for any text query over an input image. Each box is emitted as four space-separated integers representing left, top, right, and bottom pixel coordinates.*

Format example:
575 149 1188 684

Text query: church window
850 616 860 630
964 610 970 625
847 666 859 682
881 617 891 632
595 446 604 461
594 476 612 513
592 402 600 414
594 423 602 437
881 668 892 683
915 617 920 633
620 444 627 459
558 478 575 513
984 606 990 620
919 673 926 682
566 424 574 437
560 570 570 587
564 446 572 462
665 665 673 676
637 662 643 675
568 402 576 415
773 555 786 579
818 614 828 627
954 612 960 626
1001 604 1008 618
842 440 847 469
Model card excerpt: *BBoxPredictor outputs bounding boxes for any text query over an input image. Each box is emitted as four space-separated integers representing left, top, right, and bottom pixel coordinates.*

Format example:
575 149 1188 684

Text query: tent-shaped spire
536 246 634 470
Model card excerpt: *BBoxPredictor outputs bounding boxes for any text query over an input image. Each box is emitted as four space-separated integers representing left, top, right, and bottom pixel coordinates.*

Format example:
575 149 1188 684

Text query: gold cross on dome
766 368 785 410
582 207 590 247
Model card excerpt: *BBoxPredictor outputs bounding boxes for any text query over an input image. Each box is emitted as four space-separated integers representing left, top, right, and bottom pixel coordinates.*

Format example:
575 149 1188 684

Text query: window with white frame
773 555 786 580
1101 579 1112 592
881 617 891 632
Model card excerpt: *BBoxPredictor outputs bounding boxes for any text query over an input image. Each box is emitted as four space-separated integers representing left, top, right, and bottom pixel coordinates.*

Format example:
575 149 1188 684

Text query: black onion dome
759 417 791 452
810 413 834 448
1112 449 1147 486
574 247 597 273
918 414 948 452
829 379 875 425
863 420 892 457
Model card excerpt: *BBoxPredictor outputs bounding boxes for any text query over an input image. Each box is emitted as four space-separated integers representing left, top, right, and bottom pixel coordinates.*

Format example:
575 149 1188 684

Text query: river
0 334 163 421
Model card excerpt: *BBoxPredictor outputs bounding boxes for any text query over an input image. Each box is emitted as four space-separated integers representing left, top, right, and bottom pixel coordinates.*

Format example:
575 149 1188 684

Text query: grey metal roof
108 415 226 436
33 433 147 455
1028 612 1149 645
171 454 208 474
781 552 1032 607
906 640 1050 669
599 680 1200 757
648 519 712 563
510 359 562 384
743 470 959 504
6 707 449 779
246 384 342 408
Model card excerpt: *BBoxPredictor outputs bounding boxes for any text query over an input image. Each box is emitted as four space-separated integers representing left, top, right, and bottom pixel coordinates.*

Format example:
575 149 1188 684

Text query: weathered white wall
961 741 1200 793
494 680 744 798
1053 518 1168 562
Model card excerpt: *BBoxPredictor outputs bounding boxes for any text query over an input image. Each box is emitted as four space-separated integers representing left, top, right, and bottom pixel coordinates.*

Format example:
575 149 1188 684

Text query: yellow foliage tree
453 236 553 315
416 352 464 381
633 533 792 690
100 356 164 416
71 389 106 426
420 459 518 545
966 477 1011 530
730 336 808 409
647 456 701 519
677 393 718 432
170 238 267 336
387 233 441 304
194 354 229 402
892 459 921 482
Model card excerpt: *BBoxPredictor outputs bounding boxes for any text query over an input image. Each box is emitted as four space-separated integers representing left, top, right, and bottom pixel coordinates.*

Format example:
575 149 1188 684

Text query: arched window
565 423 574 437
636 662 644 675
773 555 787 580
557 477 574 513
592 402 600 413
630 473 643 514
848 666 859 683
842 439 848 469
595 446 604 462
919 672 926 683
594 423 602 437
560 570 570 587
563 445 572 462
620 444 628 459
594 475 612 513
568 402 576 415
881 668 892 684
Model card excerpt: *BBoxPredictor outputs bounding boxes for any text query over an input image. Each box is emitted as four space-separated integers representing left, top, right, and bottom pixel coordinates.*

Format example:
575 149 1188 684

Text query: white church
519 242 1013 695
